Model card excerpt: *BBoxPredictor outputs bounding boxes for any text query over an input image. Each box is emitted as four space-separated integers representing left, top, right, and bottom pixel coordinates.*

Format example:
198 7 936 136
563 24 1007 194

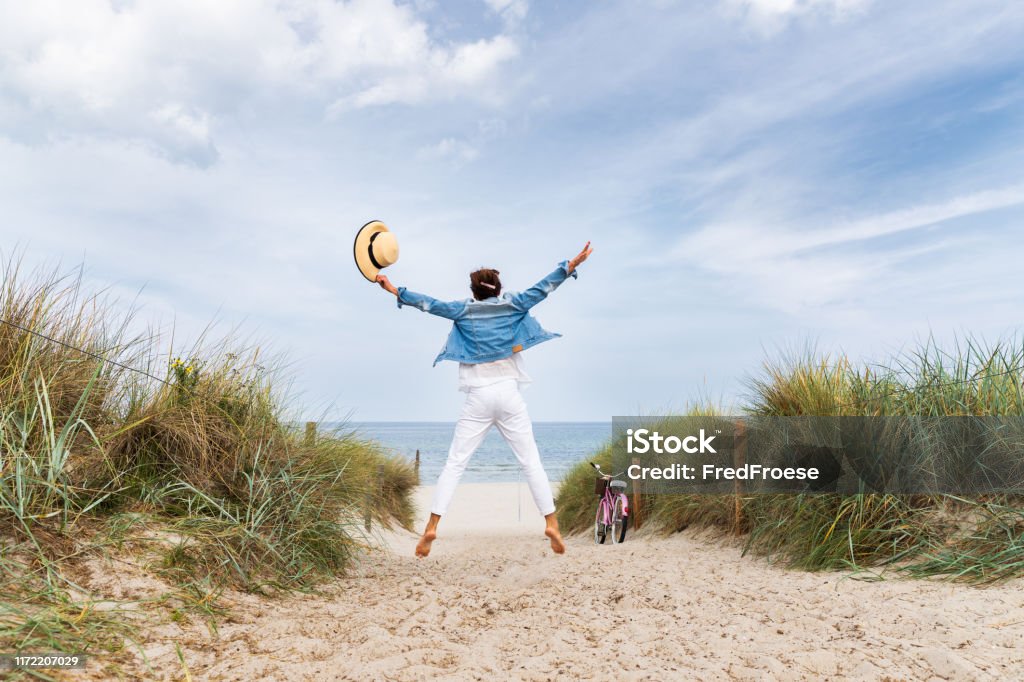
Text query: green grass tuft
558 339 1024 582
1 259 417 663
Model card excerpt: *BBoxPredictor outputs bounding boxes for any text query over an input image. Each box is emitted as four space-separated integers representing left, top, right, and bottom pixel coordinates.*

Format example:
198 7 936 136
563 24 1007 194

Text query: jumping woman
374 242 594 557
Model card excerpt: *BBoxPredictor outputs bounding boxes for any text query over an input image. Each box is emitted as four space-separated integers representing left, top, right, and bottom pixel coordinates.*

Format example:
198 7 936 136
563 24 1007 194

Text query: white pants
431 379 556 517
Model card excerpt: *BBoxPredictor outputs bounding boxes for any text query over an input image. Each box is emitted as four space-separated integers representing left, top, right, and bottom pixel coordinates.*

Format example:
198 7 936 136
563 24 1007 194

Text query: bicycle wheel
594 501 607 544
611 496 628 544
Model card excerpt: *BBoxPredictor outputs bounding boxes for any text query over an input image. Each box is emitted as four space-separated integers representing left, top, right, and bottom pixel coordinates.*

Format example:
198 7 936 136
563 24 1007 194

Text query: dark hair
470 268 501 300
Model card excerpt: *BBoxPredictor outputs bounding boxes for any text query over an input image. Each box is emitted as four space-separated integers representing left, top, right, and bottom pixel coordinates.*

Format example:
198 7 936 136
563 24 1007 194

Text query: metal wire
0 316 174 388
5 314 1023 410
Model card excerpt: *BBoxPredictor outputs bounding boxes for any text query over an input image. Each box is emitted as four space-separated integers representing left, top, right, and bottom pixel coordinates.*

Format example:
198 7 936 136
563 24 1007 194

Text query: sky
2 0 1024 421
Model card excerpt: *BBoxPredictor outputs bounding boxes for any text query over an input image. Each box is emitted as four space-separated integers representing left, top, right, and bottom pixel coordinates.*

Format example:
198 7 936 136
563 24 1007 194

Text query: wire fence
5 314 1024 411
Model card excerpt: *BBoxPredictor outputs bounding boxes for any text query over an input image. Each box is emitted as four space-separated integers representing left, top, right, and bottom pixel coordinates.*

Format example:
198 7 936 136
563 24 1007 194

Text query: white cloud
334 35 518 110
671 185 1024 313
147 104 215 165
486 0 529 26
417 137 479 163
740 0 867 15
678 184 1024 260
0 0 519 164
724 0 872 33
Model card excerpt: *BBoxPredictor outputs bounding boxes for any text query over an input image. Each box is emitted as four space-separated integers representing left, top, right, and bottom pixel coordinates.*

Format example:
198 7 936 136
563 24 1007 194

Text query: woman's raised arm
377 274 467 320
511 241 593 312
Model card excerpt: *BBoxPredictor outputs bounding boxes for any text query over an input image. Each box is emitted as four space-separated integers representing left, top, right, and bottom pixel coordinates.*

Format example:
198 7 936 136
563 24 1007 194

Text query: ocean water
345 422 611 483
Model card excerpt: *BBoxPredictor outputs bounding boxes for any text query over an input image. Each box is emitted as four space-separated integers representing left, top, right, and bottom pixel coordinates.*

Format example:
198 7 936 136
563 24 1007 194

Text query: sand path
129 484 1023 681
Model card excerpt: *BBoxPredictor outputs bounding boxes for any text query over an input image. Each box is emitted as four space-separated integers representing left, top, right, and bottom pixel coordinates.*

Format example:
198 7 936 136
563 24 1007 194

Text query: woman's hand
376 274 399 296
567 241 593 274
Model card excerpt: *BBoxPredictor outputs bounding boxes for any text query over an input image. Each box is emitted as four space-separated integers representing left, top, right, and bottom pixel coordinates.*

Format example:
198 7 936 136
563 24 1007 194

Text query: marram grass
557 340 1024 583
0 260 416 664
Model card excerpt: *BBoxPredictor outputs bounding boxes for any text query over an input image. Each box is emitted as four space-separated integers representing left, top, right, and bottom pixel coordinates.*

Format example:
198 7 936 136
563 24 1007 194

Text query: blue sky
2 0 1024 420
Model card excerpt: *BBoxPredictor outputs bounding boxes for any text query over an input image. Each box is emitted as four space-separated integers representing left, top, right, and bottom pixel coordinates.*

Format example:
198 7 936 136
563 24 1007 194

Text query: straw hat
353 220 399 282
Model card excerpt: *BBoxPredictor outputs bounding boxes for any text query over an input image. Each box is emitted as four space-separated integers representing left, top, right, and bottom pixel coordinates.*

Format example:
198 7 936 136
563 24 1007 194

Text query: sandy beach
100 482 1024 680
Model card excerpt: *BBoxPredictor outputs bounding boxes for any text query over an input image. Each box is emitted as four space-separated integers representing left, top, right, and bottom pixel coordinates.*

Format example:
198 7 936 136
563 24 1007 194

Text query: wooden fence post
365 463 384 532
733 419 747 535
415 449 420 479
304 421 316 446
632 456 643 530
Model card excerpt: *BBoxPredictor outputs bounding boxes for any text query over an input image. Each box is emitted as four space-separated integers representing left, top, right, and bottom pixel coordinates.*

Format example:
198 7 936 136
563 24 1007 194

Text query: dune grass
556 338 1024 583
901 499 1024 583
0 260 416 666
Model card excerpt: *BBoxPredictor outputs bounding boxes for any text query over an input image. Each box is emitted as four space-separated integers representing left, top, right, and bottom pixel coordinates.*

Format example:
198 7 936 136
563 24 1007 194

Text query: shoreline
386 482 561 550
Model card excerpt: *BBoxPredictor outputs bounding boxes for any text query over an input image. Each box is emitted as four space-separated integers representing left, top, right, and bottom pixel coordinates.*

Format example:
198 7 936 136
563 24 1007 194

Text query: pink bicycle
590 462 629 544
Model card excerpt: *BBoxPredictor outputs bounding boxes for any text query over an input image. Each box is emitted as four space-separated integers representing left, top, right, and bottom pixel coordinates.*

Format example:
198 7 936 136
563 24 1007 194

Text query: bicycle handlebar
590 462 627 479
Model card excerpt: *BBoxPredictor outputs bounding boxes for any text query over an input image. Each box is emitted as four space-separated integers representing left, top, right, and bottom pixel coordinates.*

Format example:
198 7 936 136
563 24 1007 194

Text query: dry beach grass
556 341 1024 583
0 261 416 674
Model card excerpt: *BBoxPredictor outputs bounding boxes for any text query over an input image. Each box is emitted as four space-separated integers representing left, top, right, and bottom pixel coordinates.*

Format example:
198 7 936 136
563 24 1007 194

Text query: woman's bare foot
544 513 565 554
416 513 441 558
415 530 436 558
545 527 565 554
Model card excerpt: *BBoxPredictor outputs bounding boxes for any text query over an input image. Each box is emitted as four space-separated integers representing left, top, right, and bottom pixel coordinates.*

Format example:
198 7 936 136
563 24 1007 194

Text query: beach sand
102 482 1022 680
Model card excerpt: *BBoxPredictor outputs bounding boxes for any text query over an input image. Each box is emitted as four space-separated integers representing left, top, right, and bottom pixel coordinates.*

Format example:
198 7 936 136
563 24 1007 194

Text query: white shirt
458 354 532 392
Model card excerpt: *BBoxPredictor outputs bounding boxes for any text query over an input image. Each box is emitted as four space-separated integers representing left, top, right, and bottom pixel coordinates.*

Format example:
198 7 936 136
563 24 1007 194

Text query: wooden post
365 463 384 532
364 477 373 532
304 421 316 446
415 449 420 478
733 419 747 535
631 456 643 530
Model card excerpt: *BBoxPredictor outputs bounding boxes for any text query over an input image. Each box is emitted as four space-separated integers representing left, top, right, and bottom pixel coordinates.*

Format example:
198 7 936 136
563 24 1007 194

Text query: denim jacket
396 261 578 366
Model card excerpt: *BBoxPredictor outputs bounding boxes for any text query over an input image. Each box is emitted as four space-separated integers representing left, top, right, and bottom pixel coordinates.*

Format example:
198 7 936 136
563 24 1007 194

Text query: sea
342 422 611 483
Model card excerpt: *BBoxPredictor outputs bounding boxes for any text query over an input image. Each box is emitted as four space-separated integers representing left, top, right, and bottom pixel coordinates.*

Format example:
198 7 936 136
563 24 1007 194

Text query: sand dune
105 483 1024 680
